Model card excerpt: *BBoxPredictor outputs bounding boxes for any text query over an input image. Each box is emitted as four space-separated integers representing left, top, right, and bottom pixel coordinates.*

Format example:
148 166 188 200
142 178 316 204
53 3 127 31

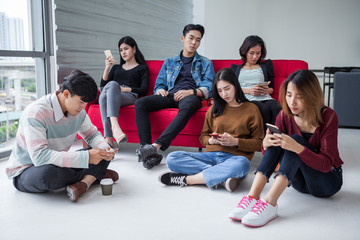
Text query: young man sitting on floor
6 70 118 202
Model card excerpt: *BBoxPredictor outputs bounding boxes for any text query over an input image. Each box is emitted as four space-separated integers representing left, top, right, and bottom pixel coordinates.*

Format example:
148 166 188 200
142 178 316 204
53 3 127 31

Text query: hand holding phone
106 147 118 153
104 49 113 58
266 123 282 134
257 81 268 87
209 133 220 139
104 49 115 65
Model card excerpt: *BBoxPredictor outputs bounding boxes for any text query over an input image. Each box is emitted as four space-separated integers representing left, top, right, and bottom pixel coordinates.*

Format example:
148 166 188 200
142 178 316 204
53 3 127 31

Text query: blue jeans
166 151 251 188
257 135 343 198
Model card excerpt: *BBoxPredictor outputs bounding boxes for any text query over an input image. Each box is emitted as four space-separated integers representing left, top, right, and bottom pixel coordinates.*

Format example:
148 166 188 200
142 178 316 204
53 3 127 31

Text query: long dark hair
211 68 248 118
118 36 146 66
239 35 267 63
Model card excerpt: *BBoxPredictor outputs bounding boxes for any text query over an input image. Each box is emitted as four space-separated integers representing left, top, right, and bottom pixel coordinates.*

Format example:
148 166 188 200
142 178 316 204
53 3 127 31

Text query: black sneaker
136 145 143 161
137 144 162 163
136 145 144 162
159 172 188 187
143 155 163 169
213 178 240 192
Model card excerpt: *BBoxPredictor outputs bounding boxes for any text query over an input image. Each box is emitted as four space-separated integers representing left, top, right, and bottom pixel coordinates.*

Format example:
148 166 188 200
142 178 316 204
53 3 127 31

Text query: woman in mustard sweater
158 68 264 192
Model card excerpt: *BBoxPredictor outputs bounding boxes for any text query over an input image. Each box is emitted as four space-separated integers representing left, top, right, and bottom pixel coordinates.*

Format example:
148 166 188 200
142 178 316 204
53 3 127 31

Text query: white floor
0 128 359 240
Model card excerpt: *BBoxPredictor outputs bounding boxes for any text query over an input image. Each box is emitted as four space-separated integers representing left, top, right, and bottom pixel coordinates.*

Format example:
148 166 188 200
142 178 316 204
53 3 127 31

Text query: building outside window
0 0 54 157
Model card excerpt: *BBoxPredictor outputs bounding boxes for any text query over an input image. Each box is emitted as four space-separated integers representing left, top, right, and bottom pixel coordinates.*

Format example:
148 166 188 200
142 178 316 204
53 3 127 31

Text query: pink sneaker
242 199 278 227
228 195 257 221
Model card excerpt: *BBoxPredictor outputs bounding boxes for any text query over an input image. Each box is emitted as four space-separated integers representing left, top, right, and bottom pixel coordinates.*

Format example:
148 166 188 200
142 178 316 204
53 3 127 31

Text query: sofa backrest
269 60 308 100
145 59 308 101
145 60 164 96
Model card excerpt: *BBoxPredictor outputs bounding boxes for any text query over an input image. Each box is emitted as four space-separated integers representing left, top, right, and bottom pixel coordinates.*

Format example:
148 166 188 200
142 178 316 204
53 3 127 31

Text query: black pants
13 155 109 193
135 94 202 151
252 99 282 131
257 135 343 197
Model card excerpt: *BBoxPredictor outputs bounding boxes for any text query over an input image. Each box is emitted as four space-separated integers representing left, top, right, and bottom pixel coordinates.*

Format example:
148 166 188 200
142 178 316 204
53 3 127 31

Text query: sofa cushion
87 104 210 136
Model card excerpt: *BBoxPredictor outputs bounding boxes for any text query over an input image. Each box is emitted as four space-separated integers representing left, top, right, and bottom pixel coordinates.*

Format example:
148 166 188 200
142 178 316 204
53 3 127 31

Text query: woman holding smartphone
158 68 264 192
230 35 281 129
228 70 343 227
99 36 149 148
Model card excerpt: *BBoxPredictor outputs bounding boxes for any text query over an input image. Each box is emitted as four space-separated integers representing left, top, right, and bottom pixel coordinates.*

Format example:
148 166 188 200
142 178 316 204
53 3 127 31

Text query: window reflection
0 57 36 147
0 0 31 51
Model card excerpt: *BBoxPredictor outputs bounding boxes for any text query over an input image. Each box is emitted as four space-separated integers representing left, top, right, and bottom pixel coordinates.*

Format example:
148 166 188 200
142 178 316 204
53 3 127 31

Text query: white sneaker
242 199 278 227
228 195 257 221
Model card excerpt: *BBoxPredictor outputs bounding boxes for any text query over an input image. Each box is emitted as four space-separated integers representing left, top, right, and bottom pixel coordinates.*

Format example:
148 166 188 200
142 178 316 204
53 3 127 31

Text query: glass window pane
0 56 37 148
0 0 32 51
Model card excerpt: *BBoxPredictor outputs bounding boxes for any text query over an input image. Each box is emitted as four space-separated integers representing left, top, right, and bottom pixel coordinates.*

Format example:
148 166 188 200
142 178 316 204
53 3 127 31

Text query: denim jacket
154 51 215 99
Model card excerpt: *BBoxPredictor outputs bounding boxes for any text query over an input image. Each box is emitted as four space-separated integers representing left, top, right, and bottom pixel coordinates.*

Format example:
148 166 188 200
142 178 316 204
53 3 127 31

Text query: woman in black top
99 36 149 147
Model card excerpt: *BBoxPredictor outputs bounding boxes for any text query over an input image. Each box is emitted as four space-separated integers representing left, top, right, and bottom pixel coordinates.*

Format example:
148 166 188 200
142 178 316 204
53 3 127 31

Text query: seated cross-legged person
5 70 118 202
99 36 149 148
159 68 264 192
230 35 282 131
135 24 215 169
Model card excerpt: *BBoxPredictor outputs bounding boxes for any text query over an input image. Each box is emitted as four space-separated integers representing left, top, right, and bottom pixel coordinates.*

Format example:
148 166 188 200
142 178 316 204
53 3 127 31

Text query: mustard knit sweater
200 102 264 161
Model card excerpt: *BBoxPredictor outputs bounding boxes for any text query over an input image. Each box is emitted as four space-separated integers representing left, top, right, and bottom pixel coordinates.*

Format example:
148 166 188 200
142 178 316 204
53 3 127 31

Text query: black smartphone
266 123 282 134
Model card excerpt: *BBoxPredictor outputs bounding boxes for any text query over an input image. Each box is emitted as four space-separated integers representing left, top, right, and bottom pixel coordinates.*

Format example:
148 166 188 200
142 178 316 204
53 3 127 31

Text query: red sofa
85 59 308 148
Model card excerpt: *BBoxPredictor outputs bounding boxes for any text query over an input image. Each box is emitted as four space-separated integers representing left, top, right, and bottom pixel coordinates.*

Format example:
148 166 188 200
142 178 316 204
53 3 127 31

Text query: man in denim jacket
135 24 215 169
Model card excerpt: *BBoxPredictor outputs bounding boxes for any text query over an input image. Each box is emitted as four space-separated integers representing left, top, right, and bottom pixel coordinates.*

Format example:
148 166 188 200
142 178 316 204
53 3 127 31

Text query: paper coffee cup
100 178 113 196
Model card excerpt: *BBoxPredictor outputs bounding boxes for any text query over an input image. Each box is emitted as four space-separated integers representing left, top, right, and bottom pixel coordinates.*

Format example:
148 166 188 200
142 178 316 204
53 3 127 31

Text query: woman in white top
230 35 281 131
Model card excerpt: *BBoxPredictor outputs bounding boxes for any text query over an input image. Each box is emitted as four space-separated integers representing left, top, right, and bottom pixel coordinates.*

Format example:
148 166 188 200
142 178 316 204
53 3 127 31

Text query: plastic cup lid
100 178 113 185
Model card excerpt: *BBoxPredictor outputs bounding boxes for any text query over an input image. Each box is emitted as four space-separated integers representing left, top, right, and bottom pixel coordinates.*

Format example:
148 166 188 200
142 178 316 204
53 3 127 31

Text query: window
0 0 54 157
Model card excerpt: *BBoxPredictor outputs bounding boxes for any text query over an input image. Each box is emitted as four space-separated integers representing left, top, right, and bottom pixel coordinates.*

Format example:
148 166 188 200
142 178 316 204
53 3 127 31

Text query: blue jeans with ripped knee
256 135 343 198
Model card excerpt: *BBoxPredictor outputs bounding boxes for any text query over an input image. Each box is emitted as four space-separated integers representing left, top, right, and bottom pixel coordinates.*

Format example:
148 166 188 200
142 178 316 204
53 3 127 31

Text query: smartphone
266 123 282 134
104 49 113 58
209 133 220 139
257 81 268 87
106 147 118 153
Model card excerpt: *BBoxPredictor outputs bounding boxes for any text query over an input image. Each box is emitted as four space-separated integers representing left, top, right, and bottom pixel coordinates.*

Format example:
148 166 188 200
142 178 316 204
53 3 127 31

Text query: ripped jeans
256 135 343 198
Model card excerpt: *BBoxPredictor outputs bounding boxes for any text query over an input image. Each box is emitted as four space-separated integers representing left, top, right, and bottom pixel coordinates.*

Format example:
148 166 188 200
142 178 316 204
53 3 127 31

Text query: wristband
193 89 197 96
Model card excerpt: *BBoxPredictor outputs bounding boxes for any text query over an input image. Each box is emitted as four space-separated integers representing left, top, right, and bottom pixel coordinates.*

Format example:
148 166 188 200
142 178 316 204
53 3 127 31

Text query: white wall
195 0 360 69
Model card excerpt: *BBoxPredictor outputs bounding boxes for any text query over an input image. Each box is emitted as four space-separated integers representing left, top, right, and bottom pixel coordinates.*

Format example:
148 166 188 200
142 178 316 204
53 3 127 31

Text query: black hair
211 68 248 118
61 70 98 103
183 24 205 38
118 36 146 66
239 35 267 63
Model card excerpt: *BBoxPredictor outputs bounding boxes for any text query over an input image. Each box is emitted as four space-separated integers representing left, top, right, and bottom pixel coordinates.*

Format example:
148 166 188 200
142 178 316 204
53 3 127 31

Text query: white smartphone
257 81 268 87
104 49 113 58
